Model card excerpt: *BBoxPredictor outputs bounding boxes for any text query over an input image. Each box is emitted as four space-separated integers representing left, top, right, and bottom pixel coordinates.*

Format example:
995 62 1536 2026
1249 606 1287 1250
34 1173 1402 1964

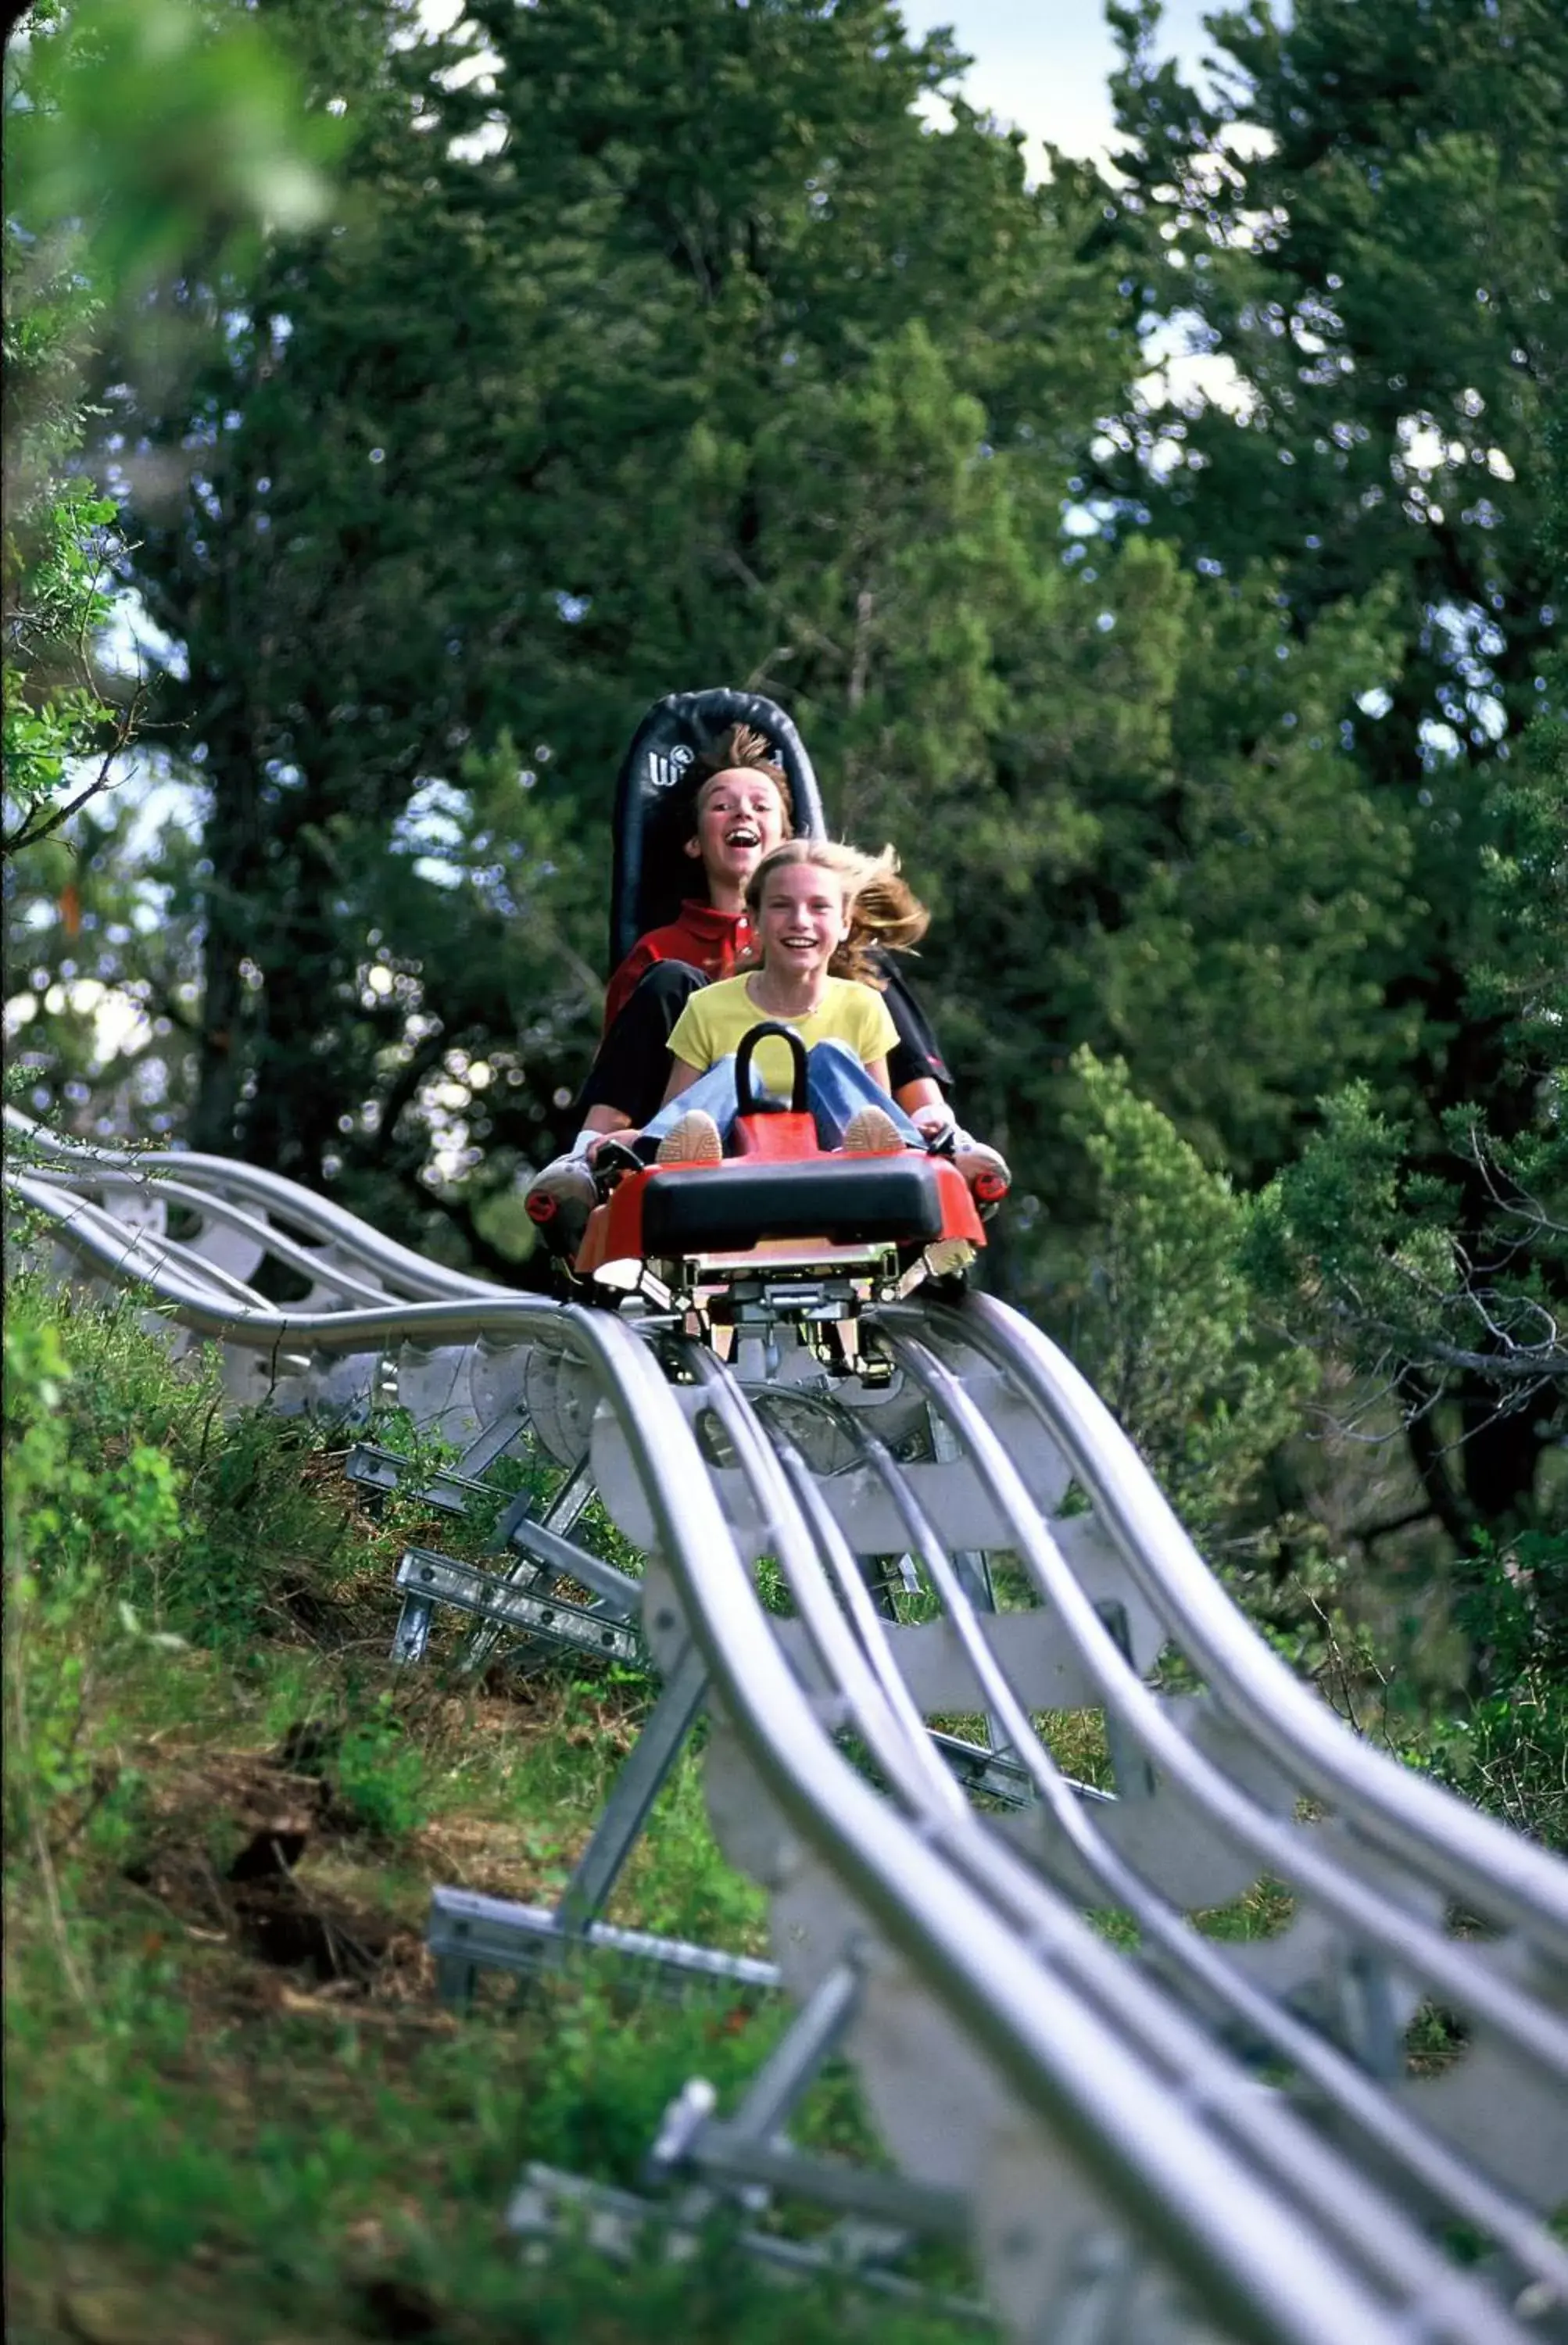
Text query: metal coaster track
8 1112 1566 2343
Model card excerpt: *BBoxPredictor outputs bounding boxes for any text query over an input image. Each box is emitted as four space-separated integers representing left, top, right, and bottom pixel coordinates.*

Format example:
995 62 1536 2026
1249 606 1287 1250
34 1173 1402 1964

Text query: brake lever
591 1137 645 1197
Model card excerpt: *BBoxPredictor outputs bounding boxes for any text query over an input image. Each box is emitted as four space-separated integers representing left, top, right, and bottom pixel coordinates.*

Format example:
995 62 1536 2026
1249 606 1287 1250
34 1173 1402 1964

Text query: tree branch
1 678 149 858
1350 1504 1437 1549
1398 1370 1474 1545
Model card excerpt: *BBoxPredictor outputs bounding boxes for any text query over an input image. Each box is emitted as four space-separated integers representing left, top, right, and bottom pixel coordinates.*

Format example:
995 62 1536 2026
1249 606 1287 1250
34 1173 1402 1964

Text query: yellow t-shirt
668 974 899 1098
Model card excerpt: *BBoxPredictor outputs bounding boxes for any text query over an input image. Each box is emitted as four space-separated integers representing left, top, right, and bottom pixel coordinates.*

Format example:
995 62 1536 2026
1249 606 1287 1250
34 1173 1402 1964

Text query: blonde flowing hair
744 838 929 987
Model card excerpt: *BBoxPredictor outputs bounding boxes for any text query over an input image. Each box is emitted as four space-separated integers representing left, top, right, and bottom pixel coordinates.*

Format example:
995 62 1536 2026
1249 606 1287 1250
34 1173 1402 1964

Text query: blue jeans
641 1040 923 1152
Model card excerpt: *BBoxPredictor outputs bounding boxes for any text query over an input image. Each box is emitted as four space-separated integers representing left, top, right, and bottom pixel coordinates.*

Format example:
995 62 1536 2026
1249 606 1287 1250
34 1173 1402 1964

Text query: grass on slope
2 1276 976 2345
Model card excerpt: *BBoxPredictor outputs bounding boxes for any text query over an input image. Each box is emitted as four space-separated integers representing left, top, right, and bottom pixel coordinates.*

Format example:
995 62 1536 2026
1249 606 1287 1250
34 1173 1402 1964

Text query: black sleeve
877 958 951 1095
576 961 708 1127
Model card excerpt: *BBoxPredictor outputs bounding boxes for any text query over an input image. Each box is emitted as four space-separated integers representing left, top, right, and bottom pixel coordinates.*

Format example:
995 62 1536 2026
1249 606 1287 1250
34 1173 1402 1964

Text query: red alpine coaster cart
567 1022 996 1367
525 687 1004 1373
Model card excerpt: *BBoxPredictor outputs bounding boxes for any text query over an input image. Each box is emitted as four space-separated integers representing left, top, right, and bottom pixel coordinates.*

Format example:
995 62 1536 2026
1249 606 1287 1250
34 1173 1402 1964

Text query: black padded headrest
609 689 825 971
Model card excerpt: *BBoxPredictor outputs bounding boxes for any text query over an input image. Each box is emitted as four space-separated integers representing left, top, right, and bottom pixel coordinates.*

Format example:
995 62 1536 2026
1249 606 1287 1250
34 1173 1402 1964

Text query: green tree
3 0 334 1124
1101 0 1563 748
1058 1046 1316 1547
35 0 1552 1434
1091 0 1566 1518
85 0 1138 1263
1244 432 1566 1537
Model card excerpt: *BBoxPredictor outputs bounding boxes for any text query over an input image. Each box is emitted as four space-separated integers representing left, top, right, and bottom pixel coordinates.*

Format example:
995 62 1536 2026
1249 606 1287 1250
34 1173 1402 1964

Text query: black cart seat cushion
610 689 825 972
640 1155 945 1255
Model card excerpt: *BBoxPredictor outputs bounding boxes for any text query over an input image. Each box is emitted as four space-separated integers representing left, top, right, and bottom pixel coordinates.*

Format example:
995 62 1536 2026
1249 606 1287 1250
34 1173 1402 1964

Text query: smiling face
755 858 851 981
686 768 789 897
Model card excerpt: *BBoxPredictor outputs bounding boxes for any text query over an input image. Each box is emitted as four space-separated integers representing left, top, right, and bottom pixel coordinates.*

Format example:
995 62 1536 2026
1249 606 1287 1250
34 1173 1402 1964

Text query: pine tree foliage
1244 418 1566 1535
1091 0 1566 1521
57 0 1158 1256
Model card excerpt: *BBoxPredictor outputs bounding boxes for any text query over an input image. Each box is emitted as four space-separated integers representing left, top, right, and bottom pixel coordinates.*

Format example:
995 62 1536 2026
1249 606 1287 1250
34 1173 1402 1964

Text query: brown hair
745 838 929 987
689 723 796 834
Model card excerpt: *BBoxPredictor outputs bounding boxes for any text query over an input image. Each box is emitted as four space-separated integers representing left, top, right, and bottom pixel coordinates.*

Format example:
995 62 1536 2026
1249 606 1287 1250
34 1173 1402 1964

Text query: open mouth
724 824 761 848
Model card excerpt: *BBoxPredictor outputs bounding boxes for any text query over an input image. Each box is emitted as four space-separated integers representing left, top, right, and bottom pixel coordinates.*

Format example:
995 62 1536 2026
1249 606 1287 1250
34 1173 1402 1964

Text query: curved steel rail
915 1294 1568 1946
886 1327 1568 2075
5 1108 504 1301
9 1151 1566 2341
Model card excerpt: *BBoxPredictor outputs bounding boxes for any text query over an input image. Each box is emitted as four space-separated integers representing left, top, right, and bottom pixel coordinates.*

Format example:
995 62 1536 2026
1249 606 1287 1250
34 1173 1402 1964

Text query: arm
580 1103 633 1162
895 1074 947 1128
867 993 946 1130
582 1062 695 1156
653 990 712 1112
658 1058 703 1110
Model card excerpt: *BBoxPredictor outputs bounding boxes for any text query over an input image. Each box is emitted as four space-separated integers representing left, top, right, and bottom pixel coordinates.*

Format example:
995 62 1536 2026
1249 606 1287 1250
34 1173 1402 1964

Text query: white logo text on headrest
647 744 696 793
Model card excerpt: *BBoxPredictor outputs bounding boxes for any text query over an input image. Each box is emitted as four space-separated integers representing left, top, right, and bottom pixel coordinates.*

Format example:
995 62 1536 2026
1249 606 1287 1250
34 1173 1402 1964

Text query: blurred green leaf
5 0 337 296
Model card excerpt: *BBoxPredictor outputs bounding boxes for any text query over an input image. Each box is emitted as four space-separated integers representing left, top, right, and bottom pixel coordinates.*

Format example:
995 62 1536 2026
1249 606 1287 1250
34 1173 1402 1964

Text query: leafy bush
4 1289 188 1848
5 1276 357 1641
1054 1046 1316 1544
2 1276 371 1859
331 1692 428 1839
1405 1525 1568 1848
1047 1054 1568 1849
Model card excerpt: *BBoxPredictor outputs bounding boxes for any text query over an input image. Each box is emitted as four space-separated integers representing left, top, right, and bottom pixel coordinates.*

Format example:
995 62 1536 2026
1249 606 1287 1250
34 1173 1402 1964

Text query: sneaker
656 1109 724 1167
524 1152 596 1248
842 1105 907 1156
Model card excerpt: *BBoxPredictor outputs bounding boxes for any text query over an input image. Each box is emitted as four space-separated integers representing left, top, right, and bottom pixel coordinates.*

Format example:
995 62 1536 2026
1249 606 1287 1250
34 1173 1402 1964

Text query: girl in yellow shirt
636 840 939 1162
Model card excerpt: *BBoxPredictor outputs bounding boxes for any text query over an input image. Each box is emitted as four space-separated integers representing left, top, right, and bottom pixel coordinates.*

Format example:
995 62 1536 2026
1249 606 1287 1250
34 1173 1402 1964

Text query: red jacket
603 900 755 1031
